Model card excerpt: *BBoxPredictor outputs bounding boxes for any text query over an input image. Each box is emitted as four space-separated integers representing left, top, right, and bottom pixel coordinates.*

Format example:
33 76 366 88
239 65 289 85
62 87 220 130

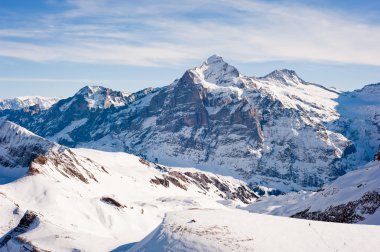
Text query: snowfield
130 209 380 252
1 146 379 251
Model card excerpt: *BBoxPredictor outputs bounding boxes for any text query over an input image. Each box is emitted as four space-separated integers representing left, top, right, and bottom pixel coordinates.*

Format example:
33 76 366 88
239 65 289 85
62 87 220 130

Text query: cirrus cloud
0 0 379 66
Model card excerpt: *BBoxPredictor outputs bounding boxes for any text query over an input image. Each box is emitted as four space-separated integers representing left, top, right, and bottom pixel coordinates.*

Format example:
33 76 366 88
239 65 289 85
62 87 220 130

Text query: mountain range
1 55 379 192
0 96 60 111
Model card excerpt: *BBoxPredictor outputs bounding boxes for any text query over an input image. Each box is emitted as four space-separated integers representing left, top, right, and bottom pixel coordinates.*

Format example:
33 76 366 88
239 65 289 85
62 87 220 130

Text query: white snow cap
205 54 224 64
76 85 105 96
0 96 60 110
193 55 240 86
261 69 305 85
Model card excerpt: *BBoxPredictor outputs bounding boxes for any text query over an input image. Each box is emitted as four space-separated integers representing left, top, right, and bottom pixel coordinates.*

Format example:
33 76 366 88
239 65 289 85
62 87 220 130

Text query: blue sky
0 0 380 98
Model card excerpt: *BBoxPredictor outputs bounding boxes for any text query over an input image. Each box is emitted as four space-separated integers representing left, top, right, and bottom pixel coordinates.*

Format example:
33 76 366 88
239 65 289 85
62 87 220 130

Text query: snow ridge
130 208 380 252
0 96 60 111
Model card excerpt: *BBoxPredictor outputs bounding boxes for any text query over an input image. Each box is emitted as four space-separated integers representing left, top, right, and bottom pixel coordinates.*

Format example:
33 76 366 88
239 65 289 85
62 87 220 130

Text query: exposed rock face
28 148 108 184
0 211 39 249
291 191 380 223
150 169 258 203
1 56 379 191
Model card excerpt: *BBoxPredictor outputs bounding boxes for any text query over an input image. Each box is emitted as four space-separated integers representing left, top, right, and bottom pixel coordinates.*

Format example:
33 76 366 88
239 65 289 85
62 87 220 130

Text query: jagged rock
151 170 258 202
28 148 107 184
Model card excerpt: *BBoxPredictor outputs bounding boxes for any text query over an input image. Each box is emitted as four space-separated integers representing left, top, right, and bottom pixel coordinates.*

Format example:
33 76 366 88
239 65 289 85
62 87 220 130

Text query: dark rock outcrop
291 191 380 223
0 211 39 249
150 170 258 204
100 197 126 208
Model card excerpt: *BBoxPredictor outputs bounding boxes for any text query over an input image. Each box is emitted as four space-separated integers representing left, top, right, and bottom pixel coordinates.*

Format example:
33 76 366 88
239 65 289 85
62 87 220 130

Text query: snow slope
0 134 257 252
246 160 380 224
130 208 380 252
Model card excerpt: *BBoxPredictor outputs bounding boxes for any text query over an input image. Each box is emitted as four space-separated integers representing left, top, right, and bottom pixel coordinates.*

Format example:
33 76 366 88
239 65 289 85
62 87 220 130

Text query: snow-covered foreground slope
246 160 380 224
0 143 257 251
0 96 60 111
130 209 380 252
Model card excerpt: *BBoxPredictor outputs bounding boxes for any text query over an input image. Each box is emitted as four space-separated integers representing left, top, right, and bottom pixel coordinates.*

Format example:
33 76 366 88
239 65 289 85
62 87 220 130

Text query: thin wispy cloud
0 0 379 66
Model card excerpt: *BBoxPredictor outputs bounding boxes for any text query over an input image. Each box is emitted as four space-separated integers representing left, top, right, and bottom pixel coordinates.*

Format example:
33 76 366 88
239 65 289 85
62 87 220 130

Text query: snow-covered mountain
75 85 131 109
0 96 60 111
0 121 257 251
0 85 139 147
246 159 380 224
0 56 379 192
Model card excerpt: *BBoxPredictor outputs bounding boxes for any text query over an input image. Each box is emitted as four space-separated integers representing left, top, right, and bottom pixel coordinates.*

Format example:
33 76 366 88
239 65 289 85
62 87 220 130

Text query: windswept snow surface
130 209 380 252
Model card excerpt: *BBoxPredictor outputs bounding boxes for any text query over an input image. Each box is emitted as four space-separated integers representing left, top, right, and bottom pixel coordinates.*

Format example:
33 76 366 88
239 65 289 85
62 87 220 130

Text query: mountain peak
268 69 298 78
192 55 240 86
261 69 305 85
205 54 224 65
76 85 106 96
74 85 129 109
